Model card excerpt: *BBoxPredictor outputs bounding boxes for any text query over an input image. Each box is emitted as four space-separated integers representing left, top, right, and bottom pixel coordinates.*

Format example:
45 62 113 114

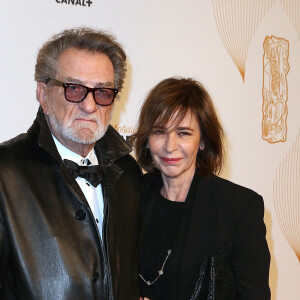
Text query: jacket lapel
34 107 135 229
94 125 132 203
139 174 163 241
32 108 88 206
168 174 217 300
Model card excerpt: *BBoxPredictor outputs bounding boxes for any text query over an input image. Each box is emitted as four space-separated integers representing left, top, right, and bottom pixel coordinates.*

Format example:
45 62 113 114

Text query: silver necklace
139 249 172 286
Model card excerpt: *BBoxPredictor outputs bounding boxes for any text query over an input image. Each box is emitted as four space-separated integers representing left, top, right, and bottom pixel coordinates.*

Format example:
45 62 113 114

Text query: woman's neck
160 168 195 202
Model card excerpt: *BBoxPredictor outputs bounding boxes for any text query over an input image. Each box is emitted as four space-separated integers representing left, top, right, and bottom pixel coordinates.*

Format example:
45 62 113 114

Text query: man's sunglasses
46 78 118 106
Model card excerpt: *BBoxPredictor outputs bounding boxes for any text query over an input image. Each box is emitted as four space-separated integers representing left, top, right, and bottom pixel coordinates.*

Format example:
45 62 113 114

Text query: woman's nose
164 133 178 152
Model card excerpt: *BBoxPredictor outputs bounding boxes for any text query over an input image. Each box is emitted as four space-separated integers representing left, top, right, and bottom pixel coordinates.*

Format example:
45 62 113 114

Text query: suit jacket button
92 272 99 282
76 210 86 220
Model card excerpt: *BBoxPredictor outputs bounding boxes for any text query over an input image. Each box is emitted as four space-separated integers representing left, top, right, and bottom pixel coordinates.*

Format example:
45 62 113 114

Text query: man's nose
77 91 98 113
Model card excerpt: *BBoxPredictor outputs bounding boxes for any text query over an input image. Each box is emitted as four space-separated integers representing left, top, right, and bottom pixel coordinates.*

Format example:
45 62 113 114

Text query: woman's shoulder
197 174 264 210
142 173 163 197
143 172 162 185
209 175 260 195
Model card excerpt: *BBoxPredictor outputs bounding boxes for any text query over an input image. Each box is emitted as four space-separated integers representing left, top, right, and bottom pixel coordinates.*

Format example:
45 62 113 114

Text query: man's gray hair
35 27 126 91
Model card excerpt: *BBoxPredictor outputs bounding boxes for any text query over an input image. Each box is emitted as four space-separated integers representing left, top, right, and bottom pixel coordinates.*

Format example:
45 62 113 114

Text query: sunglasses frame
46 78 118 106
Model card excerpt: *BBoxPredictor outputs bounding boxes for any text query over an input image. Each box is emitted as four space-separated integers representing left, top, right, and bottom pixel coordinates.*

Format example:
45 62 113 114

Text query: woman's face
148 111 201 181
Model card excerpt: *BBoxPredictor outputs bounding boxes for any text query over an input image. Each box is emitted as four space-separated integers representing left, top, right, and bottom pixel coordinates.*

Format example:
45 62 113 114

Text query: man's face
39 48 115 154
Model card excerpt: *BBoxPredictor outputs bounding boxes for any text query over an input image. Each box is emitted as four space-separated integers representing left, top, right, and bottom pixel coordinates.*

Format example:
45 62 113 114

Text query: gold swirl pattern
212 0 275 80
262 36 289 143
274 130 300 262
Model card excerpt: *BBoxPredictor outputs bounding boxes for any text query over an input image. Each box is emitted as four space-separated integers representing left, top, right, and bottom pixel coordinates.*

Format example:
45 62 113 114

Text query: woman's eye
178 131 191 136
152 129 165 135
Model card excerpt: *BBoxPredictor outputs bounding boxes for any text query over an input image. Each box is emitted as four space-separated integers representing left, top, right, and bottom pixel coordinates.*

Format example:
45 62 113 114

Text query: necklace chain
139 249 172 286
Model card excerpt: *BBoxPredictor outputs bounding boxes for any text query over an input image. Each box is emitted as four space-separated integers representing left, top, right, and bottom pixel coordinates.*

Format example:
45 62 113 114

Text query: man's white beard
48 111 111 145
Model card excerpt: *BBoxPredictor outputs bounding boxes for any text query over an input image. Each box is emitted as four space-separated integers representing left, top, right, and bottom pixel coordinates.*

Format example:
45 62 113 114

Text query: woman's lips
161 157 182 164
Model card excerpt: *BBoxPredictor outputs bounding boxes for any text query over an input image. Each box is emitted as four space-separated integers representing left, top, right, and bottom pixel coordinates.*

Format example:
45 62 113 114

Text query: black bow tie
63 159 103 187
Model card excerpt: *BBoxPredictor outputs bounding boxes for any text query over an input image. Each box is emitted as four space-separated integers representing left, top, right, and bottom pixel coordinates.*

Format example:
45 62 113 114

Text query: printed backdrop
0 1 299 299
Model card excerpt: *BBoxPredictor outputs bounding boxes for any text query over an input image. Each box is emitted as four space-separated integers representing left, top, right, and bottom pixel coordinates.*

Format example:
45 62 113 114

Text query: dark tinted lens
94 88 115 105
65 84 87 102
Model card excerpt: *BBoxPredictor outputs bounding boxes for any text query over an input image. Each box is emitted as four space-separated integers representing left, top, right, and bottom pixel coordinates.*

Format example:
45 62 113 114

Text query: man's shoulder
97 125 142 175
0 122 41 171
97 125 132 162
1 132 26 146
0 114 40 153
116 151 142 173
0 132 32 159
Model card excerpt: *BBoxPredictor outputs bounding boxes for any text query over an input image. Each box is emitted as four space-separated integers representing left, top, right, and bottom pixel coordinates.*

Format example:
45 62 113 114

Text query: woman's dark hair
131 77 224 176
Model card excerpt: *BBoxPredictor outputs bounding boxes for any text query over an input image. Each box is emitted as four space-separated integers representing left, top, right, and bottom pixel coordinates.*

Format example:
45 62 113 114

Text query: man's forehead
56 48 114 86
57 48 112 68
58 47 108 59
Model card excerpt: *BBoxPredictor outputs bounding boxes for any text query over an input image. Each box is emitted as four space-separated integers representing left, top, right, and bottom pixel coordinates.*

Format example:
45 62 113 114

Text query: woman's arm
231 194 271 300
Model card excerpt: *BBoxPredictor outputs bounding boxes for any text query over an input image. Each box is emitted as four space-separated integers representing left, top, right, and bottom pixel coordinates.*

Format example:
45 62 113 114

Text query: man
0 28 142 300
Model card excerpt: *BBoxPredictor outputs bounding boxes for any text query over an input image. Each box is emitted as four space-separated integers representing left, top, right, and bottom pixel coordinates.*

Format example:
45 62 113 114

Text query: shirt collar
52 134 98 166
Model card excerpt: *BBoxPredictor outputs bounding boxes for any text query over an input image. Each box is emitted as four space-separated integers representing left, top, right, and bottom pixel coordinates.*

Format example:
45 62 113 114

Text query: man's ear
37 82 50 115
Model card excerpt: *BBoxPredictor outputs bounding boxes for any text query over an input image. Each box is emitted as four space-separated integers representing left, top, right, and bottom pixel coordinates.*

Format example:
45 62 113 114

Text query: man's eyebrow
96 82 114 88
64 77 84 84
64 77 114 87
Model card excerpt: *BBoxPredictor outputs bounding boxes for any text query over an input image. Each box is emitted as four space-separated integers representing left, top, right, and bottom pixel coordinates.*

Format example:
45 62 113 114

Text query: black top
140 173 271 300
139 191 185 300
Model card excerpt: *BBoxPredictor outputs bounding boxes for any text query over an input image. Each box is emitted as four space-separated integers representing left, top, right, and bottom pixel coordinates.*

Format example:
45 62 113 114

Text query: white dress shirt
52 135 104 238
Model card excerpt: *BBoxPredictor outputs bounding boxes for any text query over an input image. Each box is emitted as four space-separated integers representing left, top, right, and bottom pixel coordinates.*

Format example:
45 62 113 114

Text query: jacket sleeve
231 194 271 300
0 206 7 300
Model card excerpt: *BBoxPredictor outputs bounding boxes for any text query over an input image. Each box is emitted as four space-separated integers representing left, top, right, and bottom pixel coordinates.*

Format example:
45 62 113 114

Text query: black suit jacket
0 109 143 300
140 173 271 300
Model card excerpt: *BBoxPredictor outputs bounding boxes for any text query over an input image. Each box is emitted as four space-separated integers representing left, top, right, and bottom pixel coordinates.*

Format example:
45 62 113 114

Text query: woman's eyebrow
177 127 193 131
152 125 165 129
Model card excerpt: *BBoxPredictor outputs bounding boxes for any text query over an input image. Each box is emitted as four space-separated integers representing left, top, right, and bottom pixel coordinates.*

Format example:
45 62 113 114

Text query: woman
132 78 270 300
